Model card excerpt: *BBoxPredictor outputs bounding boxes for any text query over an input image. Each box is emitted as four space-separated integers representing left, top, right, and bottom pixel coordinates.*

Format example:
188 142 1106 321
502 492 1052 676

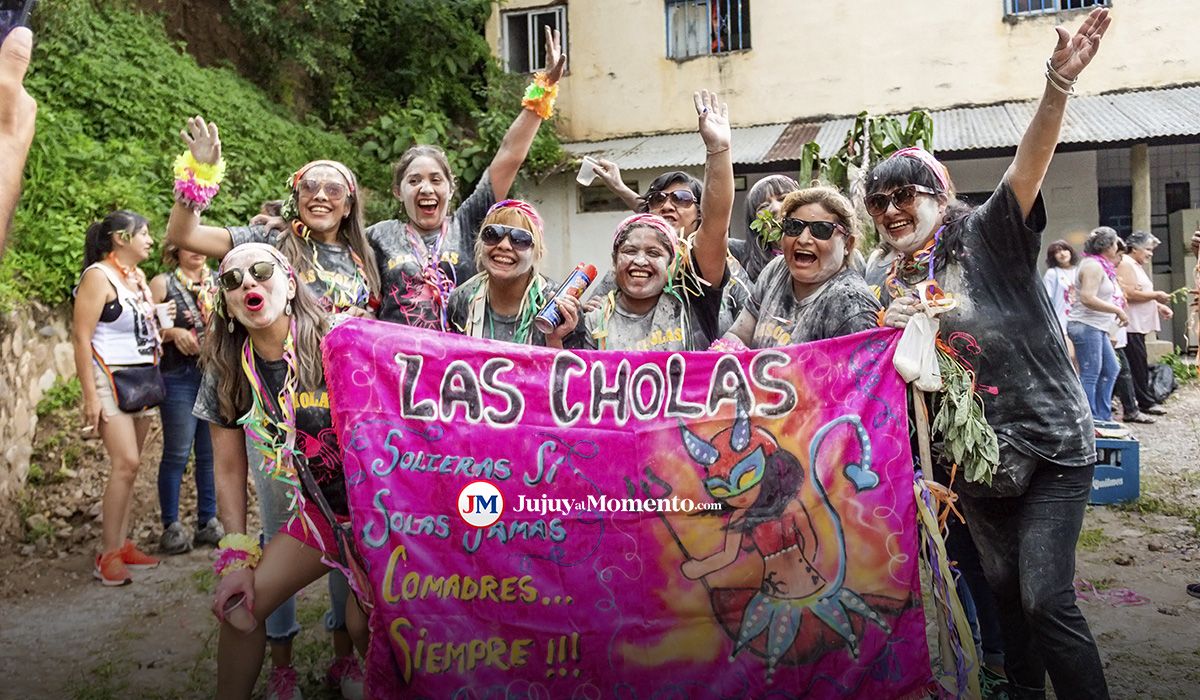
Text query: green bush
1 0 563 307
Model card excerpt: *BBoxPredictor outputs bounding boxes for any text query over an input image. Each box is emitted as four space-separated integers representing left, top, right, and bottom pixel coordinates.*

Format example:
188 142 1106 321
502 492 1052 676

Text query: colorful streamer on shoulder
237 320 302 512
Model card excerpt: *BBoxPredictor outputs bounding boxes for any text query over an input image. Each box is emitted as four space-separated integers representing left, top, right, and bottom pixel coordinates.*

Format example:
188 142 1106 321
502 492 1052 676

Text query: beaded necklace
237 320 301 510
405 222 456 331
884 226 944 299
173 266 217 325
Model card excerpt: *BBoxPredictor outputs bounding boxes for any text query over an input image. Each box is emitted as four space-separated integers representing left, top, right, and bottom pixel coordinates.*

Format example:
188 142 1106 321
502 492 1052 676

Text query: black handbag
93 351 166 412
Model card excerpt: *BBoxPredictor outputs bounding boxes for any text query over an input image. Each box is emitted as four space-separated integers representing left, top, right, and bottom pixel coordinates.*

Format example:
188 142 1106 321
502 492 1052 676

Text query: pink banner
325 320 931 699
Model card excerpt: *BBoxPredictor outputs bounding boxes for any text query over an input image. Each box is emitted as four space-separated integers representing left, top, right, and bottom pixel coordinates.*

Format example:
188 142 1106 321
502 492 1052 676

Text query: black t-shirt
864 182 1095 468
192 357 347 517
367 171 496 328
446 273 591 349
745 261 880 347
160 271 215 373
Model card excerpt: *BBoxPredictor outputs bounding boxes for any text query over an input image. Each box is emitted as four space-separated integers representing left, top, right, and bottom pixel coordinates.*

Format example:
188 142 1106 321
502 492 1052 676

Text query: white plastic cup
155 303 175 329
223 593 257 633
576 156 599 186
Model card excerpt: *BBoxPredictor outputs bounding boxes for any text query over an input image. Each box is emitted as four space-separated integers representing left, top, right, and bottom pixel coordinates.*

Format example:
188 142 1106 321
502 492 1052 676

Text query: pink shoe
266 665 302 700
324 655 364 700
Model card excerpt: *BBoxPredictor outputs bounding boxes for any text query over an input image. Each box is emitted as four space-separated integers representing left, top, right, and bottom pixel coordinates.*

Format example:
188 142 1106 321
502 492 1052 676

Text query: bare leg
216 534 330 699
116 416 155 542
345 595 369 658
98 413 143 552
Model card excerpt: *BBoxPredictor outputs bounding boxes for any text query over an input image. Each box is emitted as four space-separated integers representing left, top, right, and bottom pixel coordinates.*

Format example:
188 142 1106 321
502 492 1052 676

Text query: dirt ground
0 385 1197 700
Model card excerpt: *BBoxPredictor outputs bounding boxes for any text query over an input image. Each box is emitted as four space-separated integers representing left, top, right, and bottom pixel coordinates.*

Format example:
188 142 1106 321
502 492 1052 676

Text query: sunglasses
646 190 697 209
218 260 277 291
297 178 349 201
780 217 847 241
479 224 535 251
864 184 939 217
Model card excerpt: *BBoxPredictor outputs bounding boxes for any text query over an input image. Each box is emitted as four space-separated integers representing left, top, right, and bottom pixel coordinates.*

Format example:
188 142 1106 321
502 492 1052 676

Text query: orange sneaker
120 539 160 570
94 550 132 586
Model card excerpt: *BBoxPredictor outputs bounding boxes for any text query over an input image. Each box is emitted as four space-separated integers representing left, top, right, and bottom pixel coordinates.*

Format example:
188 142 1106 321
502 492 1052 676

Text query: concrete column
1130 143 1151 234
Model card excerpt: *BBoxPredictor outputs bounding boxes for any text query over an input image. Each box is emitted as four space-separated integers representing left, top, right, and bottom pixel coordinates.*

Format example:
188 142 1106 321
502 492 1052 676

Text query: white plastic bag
894 313 943 391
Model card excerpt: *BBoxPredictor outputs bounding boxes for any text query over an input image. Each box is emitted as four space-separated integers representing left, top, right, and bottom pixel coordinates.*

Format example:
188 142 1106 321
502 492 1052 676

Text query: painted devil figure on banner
323 318 972 699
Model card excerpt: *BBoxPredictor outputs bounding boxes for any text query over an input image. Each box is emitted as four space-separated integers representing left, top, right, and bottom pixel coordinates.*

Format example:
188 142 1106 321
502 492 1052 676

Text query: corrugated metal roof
563 85 1200 167
564 122 787 170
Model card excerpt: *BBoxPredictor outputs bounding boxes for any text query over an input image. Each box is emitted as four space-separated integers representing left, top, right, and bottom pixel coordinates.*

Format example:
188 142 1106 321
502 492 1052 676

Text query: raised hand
1049 7 1110 81
543 26 567 84
592 158 623 190
694 89 731 154
179 115 221 165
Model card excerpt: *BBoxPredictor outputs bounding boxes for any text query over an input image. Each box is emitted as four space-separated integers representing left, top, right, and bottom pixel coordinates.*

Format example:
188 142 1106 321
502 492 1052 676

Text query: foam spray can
534 262 598 334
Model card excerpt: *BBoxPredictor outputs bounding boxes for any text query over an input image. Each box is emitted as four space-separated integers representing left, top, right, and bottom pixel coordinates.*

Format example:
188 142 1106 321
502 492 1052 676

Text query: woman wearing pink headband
570 91 734 351
865 9 1112 699
445 199 588 349
166 117 380 317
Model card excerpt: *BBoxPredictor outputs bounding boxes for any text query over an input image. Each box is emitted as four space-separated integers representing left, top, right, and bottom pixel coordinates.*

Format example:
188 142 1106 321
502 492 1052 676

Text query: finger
693 91 705 115
209 122 220 143
0 27 34 85
180 128 193 145
1053 26 1070 54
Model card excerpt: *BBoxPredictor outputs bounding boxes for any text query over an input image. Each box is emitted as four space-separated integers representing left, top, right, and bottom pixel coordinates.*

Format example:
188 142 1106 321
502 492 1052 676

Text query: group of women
71 10 1118 700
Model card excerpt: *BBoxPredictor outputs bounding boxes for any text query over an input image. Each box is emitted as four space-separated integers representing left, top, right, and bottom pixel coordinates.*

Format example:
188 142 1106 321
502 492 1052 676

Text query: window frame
1004 0 1109 19
500 4 568 75
664 0 751 61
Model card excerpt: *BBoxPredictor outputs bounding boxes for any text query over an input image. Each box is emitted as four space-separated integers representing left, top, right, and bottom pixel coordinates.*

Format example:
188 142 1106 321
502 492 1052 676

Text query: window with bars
502 5 567 74
1005 0 1108 17
665 0 751 60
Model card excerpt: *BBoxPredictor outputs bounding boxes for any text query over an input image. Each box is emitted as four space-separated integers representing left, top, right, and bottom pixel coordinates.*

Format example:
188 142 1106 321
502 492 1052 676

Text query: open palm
1049 7 1110 81
694 90 731 153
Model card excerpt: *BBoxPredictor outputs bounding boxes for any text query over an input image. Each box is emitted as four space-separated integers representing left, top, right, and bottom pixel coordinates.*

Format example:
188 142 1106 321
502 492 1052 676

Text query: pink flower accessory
173 150 226 213
212 533 263 577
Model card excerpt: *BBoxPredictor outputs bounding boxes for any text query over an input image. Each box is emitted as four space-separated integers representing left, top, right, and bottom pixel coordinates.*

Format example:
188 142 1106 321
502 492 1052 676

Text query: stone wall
0 303 75 507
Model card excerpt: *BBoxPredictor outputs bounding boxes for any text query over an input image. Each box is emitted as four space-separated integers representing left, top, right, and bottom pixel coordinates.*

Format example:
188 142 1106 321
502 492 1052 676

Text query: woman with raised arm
196 244 369 700
368 28 566 329
445 199 588 349
867 9 1111 698
574 91 733 351
165 118 380 317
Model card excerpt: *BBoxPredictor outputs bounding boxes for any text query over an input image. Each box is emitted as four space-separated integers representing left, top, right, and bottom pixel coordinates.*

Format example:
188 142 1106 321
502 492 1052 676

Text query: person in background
72 211 163 586
1108 239 1151 424
1068 226 1127 423
149 244 222 553
734 174 801 282
1117 230 1173 416
1043 239 1078 330
0 26 36 255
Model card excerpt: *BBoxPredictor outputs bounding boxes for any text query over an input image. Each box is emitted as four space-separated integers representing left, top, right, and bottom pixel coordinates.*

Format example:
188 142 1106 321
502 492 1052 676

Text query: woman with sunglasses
571 91 733 351
368 28 565 330
868 10 1111 699
166 117 380 317
446 199 589 348
168 119 372 698
722 186 879 348
197 244 369 699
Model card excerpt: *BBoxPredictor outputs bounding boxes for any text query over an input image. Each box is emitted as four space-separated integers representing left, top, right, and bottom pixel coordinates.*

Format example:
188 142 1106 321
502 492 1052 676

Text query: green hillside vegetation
2 0 561 307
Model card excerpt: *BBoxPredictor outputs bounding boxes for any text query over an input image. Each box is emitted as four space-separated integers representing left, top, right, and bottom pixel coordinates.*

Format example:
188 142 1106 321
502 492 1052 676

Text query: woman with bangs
196 243 370 699
166 117 380 317
568 91 733 351
867 9 1111 698
722 186 879 348
731 174 801 282
446 199 588 349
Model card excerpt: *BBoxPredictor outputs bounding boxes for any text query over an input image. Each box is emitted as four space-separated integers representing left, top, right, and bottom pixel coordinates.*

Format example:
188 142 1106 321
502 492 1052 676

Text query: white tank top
79 263 159 365
1068 258 1118 331
1124 255 1160 334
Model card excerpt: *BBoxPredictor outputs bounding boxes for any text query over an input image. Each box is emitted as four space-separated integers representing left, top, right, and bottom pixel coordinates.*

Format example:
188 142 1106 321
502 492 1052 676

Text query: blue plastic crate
1090 436 1140 505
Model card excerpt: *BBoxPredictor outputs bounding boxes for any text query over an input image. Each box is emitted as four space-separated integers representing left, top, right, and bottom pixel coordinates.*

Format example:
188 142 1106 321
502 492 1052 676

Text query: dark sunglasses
646 190 697 209
479 224 535 251
864 184 939 217
780 217 847 241
297 178 349 201
219 260 277 291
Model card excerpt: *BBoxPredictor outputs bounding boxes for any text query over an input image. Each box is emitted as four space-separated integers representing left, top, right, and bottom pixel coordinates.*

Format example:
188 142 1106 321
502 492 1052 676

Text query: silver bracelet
1045 58 1077 86
1044 70 1075 96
